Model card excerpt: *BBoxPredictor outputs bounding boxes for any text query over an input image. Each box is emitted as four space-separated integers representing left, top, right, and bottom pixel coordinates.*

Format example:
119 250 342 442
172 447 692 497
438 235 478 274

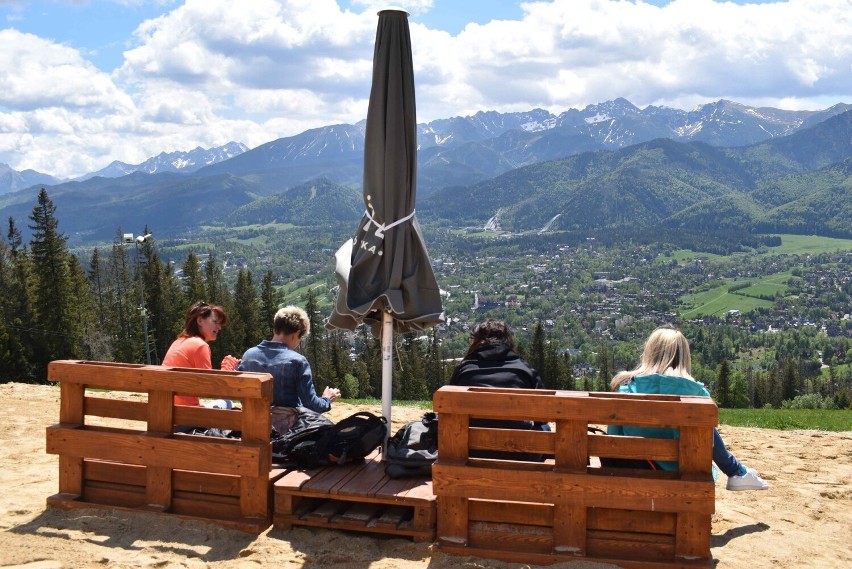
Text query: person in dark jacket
449 319 549 459
450 318 545 390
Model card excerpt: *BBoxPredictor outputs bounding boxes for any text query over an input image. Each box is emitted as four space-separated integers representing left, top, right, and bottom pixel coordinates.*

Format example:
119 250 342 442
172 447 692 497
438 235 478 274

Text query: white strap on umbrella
362 195 415 239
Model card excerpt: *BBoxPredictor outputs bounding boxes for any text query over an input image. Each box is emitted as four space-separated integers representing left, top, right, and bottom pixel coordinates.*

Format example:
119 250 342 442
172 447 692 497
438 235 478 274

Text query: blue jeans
713 428 745 477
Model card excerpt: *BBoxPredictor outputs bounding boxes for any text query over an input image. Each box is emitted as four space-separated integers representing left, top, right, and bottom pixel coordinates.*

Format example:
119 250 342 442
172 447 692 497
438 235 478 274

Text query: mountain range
1 98 850 243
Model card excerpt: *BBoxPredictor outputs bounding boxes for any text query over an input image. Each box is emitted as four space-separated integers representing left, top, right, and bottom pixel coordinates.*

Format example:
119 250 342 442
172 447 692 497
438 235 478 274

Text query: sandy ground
0 382 850 569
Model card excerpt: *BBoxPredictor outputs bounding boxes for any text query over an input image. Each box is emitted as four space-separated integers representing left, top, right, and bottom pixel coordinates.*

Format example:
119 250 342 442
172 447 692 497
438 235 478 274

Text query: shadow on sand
711 522 771 548
11 506 257 562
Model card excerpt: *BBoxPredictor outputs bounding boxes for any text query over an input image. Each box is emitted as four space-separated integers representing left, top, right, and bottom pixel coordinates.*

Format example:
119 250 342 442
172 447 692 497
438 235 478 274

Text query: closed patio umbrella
327 8 443 434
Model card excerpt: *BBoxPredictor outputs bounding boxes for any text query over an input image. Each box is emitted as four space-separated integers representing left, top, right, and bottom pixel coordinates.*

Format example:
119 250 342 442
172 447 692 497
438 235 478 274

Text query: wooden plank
82 480 147 508
437 412 468 463
274 468 321 492
437 496 468 546
173 406 248 432
146 390 173 434
240 474 268 520
554 419 587 471
46 426 266 476
675 512 712 559
301 463 366 494
146 464 173 510
679 426 714 475
589 507 676 535
467 521 553 554
85 397 147 422
469 499 551 526
240 396 270 442
302 500 343 521
587 530 673 562
370 505 408 528
433 387 717 428
334 460 391 498
591 434 680 462
84 460 146 487
553 504 586 555
48 360 272 401
434 464 714 514
59 382 84 424
468 426 552 455
173 469 240 496
57 454 84 497
338 502 383 523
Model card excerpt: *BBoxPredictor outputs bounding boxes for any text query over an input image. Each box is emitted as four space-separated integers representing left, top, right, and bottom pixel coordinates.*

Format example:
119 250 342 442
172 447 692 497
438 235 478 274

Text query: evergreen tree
68 253 103 361
260 271 279 329
107 235 138 363
528 320 548 386
28 189 80 378
143 242 183 364
559 352 575 391
352 358 373 398
781 357 800 402
182 253 206 304
88 248 106 328
0 219 35 381
597 341 611 392
231 267 262 352
716 359 731 408
200 254 233 366
426 327 446 393
303 288 325 376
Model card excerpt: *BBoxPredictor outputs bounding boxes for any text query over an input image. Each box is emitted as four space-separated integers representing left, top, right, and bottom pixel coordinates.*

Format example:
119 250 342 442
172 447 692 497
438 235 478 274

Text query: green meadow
676 233 852 318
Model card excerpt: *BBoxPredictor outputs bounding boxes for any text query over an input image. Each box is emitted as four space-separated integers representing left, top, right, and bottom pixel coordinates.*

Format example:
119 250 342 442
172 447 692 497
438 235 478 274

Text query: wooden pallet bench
45 359 286 534
432 385 718 568
273 452 436 542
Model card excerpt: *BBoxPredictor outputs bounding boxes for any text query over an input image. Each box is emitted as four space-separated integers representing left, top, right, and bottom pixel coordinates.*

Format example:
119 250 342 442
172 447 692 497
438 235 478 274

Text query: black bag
275 409 387 468
385 412 439 479
271 407 335 463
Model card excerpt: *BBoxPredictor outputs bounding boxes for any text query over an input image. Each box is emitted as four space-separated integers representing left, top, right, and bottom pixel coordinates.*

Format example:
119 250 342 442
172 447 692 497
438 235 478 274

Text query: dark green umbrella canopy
328 9 443 337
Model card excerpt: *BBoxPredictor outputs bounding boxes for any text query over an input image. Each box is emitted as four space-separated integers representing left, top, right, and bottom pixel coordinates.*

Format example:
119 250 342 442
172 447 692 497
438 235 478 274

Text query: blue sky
1 0 850 178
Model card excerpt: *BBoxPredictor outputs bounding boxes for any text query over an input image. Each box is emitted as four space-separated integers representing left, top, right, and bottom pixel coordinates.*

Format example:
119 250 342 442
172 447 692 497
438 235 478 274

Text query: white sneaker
726 467 769 491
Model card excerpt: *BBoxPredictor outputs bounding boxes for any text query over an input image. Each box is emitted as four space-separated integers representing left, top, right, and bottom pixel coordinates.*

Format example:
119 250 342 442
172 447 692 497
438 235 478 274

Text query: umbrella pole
381 310 393 457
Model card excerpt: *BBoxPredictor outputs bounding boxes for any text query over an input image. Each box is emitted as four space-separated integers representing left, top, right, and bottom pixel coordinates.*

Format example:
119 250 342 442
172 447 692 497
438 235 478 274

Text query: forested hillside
2 189 849 413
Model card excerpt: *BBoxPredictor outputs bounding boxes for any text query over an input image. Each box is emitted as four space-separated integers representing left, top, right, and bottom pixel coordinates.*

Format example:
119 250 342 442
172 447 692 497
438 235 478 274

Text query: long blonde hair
610 327 694 390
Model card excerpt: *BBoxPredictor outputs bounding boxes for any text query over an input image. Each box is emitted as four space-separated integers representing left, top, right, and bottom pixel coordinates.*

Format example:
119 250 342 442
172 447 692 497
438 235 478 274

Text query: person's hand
220 355 240 371
323 386 341 402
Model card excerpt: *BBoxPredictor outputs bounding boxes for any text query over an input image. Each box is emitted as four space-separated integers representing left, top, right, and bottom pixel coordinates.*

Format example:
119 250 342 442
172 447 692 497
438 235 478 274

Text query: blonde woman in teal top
609 327 768 491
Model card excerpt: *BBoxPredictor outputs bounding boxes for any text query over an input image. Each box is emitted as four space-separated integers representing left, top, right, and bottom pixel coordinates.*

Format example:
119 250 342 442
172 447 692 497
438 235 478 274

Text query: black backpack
385 412 439 479
274 409 387 468
271 407 335 463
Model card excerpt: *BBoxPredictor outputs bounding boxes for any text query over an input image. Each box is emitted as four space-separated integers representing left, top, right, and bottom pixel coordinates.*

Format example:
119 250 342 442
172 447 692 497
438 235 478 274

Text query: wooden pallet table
273 453 436 542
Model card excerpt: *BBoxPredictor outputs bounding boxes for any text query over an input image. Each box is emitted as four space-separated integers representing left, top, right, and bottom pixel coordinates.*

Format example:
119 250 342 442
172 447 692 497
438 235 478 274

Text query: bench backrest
45 359 275 533
432 385 718 567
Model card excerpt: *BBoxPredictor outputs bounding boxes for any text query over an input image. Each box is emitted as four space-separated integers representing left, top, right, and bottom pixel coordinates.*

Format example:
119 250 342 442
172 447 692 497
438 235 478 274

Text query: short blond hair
273 306 310 337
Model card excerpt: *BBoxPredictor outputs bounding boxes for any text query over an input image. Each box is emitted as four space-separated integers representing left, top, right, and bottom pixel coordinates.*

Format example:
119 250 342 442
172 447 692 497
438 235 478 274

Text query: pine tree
107 235 139 363
182 253 206 304
68 253 103 361
200 254 233 366
260 271 279 329
597 341 611 392
528 320 548 386
0 219 36 380
716 359 731 408
28 189 80 378
232 267 262 352
305 288 326 377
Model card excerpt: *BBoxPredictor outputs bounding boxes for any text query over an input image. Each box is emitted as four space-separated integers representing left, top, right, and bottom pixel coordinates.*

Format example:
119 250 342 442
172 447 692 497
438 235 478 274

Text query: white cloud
1 0 851 179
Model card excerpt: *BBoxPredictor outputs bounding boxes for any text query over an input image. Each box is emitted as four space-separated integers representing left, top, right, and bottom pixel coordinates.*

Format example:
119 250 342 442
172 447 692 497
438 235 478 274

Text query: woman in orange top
162 301 239 406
